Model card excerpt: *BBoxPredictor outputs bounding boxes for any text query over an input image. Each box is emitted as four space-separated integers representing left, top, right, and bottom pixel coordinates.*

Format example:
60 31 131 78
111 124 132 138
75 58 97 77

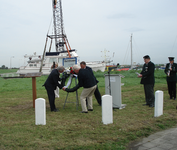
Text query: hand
138 74 142 78
62 87 66 91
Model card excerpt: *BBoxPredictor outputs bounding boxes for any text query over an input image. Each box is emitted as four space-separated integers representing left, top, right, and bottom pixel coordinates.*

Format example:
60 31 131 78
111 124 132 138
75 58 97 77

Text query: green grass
0 68 18 74
0 69 177 150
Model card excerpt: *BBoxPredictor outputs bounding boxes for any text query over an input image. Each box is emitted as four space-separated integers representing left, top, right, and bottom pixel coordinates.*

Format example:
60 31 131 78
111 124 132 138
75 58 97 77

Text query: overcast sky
0 0 177 68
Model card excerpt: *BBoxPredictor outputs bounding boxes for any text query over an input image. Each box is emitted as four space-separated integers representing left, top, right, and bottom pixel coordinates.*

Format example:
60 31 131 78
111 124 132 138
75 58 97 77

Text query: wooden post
24 72 42 108
32 77 37 108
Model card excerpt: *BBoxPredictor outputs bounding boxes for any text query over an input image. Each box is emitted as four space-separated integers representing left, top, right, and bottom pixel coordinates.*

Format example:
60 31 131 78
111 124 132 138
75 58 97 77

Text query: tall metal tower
48 0 71 53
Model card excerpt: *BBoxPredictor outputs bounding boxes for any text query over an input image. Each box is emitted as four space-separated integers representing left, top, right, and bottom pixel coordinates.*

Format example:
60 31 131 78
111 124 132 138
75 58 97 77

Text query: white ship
17 51 106 75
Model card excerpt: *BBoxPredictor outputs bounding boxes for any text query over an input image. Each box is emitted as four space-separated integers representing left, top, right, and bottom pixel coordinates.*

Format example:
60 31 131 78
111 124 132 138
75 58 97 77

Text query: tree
1 65 8 69
1 65 6 69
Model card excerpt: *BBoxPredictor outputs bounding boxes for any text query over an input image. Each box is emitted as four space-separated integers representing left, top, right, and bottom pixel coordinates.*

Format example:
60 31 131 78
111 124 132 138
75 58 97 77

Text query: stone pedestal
102 95 113 125
35 98 46 125
104 74 126 109
154 90 163 117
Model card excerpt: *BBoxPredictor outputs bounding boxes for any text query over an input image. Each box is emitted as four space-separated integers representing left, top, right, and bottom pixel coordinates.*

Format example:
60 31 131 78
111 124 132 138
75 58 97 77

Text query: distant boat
17 52 106 75
117 68 129 71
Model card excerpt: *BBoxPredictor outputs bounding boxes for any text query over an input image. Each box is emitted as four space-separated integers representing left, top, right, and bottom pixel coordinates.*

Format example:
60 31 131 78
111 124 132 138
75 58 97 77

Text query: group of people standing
43 61 101 112
43 56 177 112
138 55 177 108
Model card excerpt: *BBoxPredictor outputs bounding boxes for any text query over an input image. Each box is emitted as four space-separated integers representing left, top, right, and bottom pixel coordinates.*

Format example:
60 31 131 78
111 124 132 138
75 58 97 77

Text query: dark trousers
86 86 101 106
167 81 176 98
45 87 56 111
144 84 155 105
94 86 101 106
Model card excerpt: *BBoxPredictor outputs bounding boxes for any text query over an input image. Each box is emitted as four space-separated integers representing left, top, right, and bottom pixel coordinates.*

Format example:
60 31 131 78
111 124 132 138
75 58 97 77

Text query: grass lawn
0 69 18 74
0 69 177 150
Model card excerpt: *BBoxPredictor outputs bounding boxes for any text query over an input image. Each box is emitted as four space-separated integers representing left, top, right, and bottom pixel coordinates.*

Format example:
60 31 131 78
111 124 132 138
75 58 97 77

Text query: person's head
56 66 65 73
143 55 150 64
80 61 86 69
168 57 174 64
72 65 80 74
53 61 56 67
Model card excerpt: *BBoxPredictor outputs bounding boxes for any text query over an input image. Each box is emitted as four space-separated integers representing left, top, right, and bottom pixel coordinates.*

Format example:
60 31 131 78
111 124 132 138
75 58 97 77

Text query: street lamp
10 56 14 69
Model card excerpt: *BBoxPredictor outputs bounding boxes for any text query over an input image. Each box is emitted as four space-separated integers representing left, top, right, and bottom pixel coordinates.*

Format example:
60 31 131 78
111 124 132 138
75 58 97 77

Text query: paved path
127 127 177 150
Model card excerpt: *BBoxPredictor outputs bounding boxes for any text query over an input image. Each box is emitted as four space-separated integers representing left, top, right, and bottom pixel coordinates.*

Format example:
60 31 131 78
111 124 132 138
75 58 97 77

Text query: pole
49 39 53 52
131 34 133 69
32 77 37 108
40 36 48 72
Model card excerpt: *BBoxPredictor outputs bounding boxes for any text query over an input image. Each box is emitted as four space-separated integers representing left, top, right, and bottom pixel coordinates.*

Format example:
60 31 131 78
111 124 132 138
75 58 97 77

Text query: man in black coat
80 61 101 106
43 66 65 112
62 65 97 113
164 57 177 100
138 55 155 107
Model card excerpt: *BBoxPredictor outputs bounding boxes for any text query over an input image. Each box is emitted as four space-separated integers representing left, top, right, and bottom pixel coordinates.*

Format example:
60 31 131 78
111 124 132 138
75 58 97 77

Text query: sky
0 0 177 68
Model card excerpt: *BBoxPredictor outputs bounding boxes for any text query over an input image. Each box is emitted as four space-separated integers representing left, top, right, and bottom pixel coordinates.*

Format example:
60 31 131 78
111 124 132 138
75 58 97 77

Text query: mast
47 0 71 57
53 0 64 52
130 33 133 69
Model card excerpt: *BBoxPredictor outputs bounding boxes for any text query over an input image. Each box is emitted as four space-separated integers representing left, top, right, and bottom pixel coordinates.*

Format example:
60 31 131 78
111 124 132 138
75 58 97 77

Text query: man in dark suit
164 57 177 100
80 61 101 106
138 55 155 107
43 66 65 112
62 65 97 113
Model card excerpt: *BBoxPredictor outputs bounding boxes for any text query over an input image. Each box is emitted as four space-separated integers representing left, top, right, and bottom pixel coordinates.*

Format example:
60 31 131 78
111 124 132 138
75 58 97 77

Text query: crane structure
47 0 71 57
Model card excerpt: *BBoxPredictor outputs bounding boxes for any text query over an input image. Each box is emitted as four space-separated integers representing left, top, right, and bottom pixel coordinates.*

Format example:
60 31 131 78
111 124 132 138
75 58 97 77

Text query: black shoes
51 108 59 112
149 104 154 108
88 109 93 111
81 111 88 113
142 103 154 107
142 104 149 106
81 109 93 113
170 97 176 100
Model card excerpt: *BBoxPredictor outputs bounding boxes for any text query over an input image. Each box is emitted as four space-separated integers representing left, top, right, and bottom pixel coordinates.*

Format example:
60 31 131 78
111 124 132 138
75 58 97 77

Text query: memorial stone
102 95 113 125
35 98 46 125
154 90 163 117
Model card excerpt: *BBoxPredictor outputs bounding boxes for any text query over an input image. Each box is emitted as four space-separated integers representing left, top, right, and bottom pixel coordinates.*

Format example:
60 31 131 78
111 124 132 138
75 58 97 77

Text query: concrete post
154 90 163 117
102 95 113 125
35 98 46 125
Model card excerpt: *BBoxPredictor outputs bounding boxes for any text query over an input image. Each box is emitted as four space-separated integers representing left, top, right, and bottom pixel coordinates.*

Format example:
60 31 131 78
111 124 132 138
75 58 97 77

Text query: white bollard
102 95 113 125
154 90 163 117
35 98 46 125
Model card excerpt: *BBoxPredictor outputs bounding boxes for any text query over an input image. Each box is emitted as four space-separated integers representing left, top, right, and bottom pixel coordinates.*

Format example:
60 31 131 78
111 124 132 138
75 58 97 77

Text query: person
62 65 97 113
164 57 177 100
51 61 58 70
43 66 65 112
138 55 155 107
80 61 101 106
50 61 59 98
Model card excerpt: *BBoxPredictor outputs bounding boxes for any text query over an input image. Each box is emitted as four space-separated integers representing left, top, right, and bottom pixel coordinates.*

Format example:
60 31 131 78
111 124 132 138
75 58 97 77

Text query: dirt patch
8 102 50 111
126 138 142 150
9 101 32 110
